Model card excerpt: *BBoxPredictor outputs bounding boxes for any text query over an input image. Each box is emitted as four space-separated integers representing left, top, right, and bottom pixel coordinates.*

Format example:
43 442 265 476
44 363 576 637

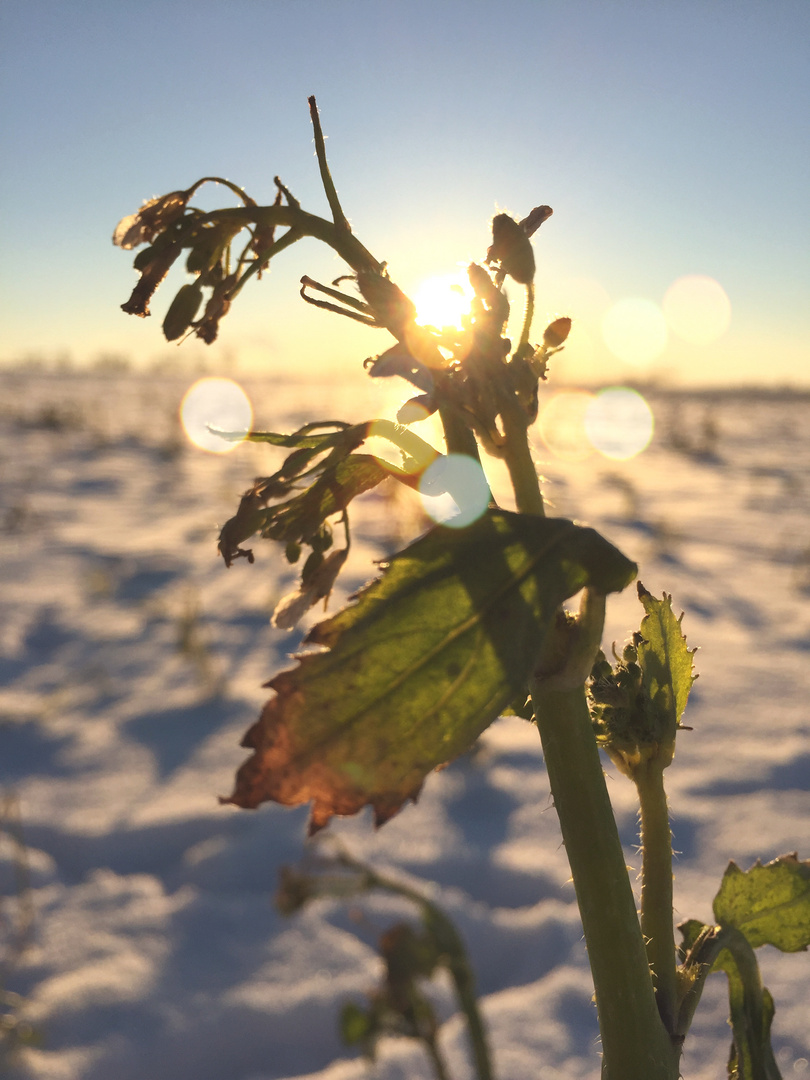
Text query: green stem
530 678 678 1079
422 905 493 1080
422 1028 451 1080
498 398 544 516
635 760 678 1034
340 856 494 1080
437 404 485 461
720 928 781 1080
517 282 534 355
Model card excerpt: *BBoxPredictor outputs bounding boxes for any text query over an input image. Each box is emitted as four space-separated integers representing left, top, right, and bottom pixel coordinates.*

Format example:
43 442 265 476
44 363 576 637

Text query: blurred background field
2 368 809 1079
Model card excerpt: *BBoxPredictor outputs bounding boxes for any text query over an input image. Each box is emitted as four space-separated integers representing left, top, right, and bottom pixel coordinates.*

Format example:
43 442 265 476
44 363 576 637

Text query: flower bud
487 214 535 285
543 317 572 348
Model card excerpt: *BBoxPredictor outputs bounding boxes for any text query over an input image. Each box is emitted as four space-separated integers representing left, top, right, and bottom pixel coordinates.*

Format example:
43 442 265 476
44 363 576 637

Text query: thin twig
308 96 350 230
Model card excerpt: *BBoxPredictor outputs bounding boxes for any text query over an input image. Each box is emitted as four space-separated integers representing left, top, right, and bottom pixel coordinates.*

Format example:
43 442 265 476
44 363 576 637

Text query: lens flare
663 275 731 346
418 454 490 528
180 377 252 453
538 391 595 461
584 388 654 460
602 298 667 368
413 273 474 330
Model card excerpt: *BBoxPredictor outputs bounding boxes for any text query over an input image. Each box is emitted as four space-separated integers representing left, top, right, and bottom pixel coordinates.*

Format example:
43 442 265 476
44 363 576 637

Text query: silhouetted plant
115 97 810 1080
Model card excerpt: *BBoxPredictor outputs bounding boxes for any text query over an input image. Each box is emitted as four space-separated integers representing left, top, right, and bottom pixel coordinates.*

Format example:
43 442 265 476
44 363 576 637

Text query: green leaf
217 453 389 567
340 1002 375 1047
224 509 636 831
260 454 390 543
244 424 356 450
714 854 810 953
678 918 783 1078
636 583 697 734
677 858 810 1074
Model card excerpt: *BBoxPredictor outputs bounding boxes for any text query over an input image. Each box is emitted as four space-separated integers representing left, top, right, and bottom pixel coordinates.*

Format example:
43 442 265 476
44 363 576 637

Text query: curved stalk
517 282 535 355
336 853 495 1080
196 203 384 279
422 1028 451 1080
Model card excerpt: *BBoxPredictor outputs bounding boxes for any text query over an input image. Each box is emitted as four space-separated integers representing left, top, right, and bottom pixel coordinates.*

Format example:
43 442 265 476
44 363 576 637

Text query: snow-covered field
2 370 809 1080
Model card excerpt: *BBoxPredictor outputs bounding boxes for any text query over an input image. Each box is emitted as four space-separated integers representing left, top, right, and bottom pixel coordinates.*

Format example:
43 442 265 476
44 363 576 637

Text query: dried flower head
272 548 349 629
112 190 191 250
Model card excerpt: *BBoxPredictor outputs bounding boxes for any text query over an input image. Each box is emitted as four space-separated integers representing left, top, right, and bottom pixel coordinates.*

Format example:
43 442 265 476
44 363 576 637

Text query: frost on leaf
223 509 637 832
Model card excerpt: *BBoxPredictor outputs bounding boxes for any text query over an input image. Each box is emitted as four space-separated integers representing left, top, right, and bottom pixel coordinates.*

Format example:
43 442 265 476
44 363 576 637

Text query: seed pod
162 282 204 341
487 214 535 285
543 316 572 348
284 541 301 564
133 245 157 271
301 549 324 584
186 223 234 278
519 204 553 238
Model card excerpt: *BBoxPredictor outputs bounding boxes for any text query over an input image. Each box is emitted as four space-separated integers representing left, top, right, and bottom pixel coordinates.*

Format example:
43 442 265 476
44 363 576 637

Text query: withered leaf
224 509 636 832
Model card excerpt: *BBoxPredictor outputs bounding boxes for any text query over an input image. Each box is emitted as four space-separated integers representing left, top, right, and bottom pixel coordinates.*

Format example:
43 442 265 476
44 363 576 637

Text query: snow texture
1 372 809 1079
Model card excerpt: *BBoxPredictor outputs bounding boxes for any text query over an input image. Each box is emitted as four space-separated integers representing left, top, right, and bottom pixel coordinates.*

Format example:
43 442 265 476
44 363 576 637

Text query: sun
413 272 474 330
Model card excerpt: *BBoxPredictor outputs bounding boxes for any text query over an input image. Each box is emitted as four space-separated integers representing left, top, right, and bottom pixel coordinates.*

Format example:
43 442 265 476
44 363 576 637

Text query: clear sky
2 0 808 386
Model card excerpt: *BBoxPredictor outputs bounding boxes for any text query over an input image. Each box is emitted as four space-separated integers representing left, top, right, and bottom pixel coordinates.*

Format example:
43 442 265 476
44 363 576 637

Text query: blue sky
2 0 808 385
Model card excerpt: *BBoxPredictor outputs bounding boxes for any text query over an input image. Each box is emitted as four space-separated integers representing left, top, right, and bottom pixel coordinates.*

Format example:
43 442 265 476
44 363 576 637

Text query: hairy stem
636 759 678 1034
530 678 678 1079
517 282 534 355
498 398 544 516
437 404 486 462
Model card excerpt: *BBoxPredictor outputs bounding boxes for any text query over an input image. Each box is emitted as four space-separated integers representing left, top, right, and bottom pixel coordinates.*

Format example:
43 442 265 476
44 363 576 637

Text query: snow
1 370 809 1079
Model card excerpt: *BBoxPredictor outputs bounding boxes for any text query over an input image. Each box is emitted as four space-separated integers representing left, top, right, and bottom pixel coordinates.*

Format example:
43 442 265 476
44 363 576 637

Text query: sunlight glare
538 391 596 461
418 454 490 528
413 273 474 330
602 298 668 368
366 417 439 475
180 377 252 453
585 388 654 460
663 275 731 346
